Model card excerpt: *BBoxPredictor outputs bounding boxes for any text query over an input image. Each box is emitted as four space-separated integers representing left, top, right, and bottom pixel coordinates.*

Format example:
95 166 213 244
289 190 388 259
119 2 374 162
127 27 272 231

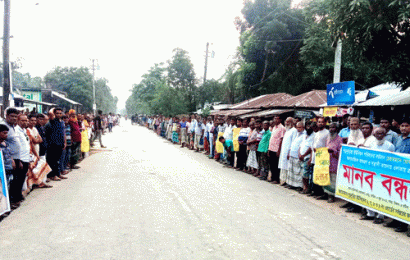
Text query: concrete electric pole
91 59 97 115
203 42 209 84
2 0 11 115
333 39 342 84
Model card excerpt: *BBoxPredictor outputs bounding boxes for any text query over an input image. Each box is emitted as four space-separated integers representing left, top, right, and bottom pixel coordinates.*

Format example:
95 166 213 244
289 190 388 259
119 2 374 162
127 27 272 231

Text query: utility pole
203 42 209 84
2 0 11 116
91 59 97 115
333 39 342 83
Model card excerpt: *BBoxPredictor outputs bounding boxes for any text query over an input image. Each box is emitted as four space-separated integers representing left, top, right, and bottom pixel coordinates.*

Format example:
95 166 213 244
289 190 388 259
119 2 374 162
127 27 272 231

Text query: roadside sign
327 81 355 106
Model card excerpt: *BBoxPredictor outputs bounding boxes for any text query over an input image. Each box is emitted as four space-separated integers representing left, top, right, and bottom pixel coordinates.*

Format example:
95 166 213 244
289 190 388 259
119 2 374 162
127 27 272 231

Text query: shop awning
51 91 82 105
13 93 56 106
355 89 410 107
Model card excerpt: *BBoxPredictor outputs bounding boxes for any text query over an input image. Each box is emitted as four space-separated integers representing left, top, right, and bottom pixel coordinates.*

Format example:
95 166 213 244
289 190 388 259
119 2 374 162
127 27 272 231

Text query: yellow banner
313 147 331 186
215 132 225 154
232 128 241 152
323 107 338 117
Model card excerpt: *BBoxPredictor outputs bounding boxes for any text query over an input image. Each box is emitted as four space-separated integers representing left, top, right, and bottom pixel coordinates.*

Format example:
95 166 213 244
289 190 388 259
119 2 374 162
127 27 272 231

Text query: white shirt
370 140 395 152
300 133 315 159
290 131 305 158
205 122 213 134
358 135 377 148
195 122 205 135
190 119 197 133
223 125 235 140
239 127 251 137
311 128 330 164
278 127 298 169
27 127 40 157
16 125 31 163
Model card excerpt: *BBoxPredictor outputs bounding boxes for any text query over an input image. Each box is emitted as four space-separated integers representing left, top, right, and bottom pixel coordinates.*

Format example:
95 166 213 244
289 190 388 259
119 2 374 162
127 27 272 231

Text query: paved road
1 121 409 259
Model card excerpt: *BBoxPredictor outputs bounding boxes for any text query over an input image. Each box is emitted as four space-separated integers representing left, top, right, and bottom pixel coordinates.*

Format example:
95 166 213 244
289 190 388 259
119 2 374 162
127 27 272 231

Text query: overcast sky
6 0 302 110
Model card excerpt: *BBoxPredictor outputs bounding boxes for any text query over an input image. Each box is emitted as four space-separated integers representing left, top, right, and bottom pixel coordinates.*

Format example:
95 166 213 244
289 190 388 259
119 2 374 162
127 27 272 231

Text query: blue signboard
327 81 355 106
0 151 10 216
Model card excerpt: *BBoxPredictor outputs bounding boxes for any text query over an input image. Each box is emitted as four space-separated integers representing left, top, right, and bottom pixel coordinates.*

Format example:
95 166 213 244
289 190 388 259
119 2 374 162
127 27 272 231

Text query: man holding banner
310 117 329 199
361 127 395 224
323 123 342 203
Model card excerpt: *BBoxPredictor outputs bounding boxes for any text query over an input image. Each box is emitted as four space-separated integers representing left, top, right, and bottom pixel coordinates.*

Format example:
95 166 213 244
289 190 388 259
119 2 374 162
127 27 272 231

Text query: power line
249 40 302 90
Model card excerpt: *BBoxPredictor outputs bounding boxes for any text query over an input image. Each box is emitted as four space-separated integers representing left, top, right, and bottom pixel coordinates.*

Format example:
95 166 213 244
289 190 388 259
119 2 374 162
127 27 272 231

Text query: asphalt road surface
1 121 409 259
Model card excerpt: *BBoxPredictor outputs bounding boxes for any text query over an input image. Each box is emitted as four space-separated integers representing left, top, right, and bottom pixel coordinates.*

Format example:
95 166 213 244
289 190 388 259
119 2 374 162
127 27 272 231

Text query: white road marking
168 190 192 213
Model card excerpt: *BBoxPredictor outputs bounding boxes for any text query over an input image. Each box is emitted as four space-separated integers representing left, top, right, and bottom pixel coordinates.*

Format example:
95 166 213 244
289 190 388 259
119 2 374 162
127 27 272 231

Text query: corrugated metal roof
223 93 294 110
355 89 410 106
212 109 260 117
276 90 327 108
240 109 292 119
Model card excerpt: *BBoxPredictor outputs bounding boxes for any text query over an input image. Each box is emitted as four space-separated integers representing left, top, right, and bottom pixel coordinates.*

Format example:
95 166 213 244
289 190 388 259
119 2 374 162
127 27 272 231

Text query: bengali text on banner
336 145 410 224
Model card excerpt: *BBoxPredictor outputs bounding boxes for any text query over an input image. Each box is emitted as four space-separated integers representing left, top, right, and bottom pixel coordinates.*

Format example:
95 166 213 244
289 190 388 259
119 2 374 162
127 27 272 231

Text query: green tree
329 0 410 87
167 48 197 112
44 66 93 111
300 0 399 90
95 78 118 113
44 66 117 112
197 79 224 108
235 0 307 96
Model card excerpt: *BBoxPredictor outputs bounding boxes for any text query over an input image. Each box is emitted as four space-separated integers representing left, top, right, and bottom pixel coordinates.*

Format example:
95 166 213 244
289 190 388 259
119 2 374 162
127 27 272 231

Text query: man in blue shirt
338 115 351 144
380 117 400 147
45 108 67 181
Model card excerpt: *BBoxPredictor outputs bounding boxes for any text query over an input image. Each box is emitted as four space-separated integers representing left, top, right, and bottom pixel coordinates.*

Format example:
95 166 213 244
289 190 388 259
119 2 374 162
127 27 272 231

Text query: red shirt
69 121 82 143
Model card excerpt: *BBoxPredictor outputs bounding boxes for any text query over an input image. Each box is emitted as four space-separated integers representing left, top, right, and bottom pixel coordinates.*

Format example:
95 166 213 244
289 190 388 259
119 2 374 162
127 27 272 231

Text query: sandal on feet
38 184 53 188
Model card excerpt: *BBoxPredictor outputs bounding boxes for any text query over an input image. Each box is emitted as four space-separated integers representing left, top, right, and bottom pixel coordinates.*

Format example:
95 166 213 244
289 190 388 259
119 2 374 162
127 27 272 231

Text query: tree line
0 62 118 113
126 0 409 116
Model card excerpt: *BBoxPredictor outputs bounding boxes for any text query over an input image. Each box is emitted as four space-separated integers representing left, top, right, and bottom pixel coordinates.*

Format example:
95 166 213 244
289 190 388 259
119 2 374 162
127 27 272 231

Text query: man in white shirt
108 113 114 133
358 122 376 148
15 115 31 198
347 117 363 146
223 118 236 141
194 117 205 152
361 127 395 224
278 117 297 185
287 122 305 189
189 115 197 150
204 117 213 155
309 117 329 198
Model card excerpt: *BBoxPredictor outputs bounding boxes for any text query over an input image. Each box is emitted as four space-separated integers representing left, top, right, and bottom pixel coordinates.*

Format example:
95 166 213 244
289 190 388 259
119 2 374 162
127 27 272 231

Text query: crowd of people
140 113 410 237
0 108 120 219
